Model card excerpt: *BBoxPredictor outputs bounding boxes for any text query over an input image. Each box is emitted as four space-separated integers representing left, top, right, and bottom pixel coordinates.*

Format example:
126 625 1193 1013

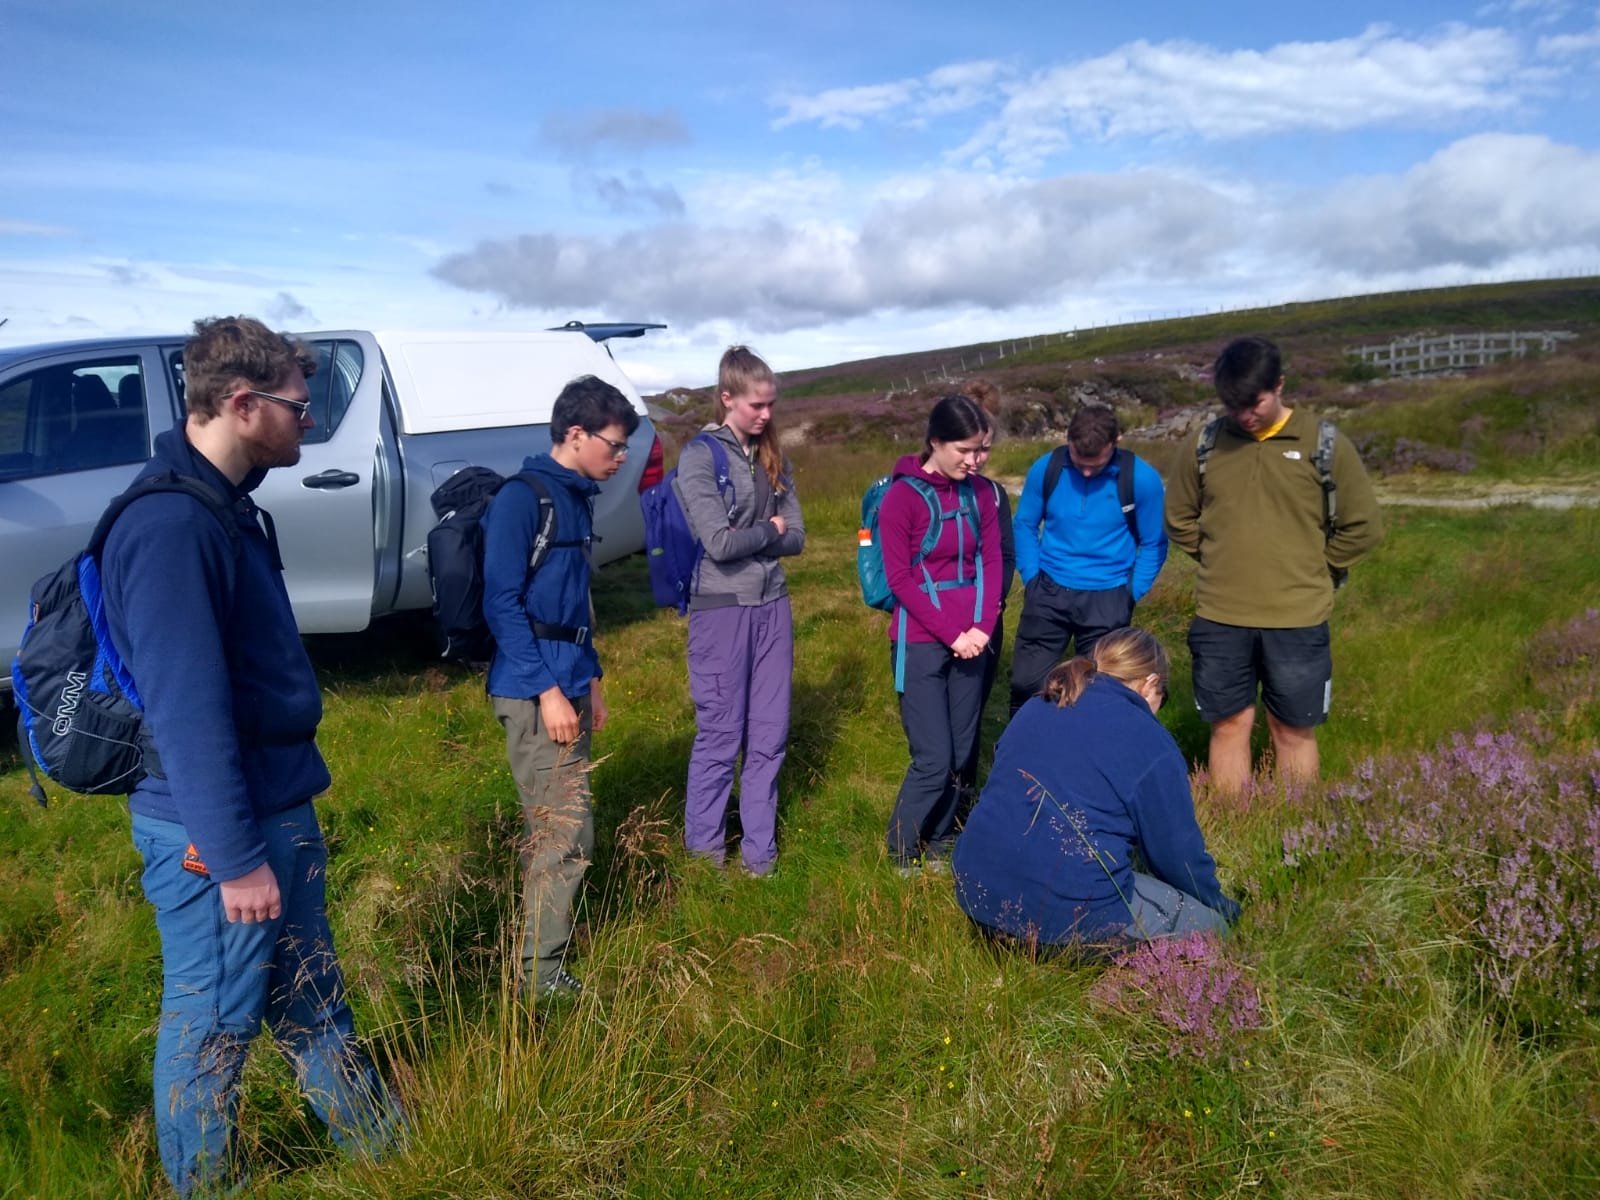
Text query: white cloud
0 218 72 236
955 25 1534 167
772 60 1006 131
431 168 1243 332
772 81 920 131
1537 6 1600 54
432 132 1600 337
1287 134 1600 271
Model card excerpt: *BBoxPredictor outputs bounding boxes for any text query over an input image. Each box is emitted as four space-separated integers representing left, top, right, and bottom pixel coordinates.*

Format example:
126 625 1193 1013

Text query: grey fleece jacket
672 423 805 610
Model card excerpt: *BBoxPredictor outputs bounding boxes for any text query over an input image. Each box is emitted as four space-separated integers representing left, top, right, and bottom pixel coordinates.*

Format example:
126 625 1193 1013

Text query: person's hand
540 686 582 745
951 631 981 659
965 628 991 654
220 863 281 924
769 514 787 536
589 678 607 732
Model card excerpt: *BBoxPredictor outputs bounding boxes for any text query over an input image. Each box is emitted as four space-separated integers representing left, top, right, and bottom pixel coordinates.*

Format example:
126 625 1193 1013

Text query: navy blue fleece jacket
482 453 601 701
952 675 1238 943
101 428 330 883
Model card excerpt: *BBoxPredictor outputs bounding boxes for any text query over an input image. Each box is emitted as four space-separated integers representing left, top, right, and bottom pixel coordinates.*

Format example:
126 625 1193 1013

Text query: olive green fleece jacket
1164 407 1383 628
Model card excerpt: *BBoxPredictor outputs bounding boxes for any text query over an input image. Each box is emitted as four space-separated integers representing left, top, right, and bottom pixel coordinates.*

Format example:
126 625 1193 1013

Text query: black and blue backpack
640 433 734 615
425 466 568 664
857 474 984 692
12 474 240 805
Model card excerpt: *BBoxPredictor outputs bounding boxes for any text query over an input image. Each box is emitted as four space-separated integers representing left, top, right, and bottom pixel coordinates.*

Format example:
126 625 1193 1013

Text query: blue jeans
1122 872 1232 939
131 803 400 1196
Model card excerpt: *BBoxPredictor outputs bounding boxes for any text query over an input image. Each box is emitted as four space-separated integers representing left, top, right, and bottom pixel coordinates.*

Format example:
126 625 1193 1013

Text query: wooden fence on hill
1345 330 1576 376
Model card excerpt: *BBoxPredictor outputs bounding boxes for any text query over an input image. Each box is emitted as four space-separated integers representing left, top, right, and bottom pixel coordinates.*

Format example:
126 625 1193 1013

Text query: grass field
5 345 1600 1195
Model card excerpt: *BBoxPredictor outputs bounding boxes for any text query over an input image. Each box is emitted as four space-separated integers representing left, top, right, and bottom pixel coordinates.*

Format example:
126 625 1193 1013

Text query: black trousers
1008 575 1134 714
887 641 987 864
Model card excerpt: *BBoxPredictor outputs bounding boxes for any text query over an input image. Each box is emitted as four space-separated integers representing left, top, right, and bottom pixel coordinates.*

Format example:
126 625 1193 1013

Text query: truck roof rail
549 321 667 343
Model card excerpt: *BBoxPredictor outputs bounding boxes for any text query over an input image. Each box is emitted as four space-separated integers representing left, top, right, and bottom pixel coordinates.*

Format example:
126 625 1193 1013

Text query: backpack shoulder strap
1114 448 1139 542
1195 416 1223 479
506 471 573 576
1040 444 1069 507
89 472 241 559
1314 418 1338 539
688 431 736 519
896 476 944 559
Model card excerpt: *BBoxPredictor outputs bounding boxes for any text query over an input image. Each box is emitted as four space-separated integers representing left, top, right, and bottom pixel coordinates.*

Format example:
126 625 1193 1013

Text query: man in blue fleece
1008 405 1168 714
102 316 399 1197
481 374 639 1002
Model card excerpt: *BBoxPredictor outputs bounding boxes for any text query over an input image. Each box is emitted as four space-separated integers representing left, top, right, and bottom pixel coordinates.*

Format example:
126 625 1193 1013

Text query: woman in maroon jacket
879 395 1002 871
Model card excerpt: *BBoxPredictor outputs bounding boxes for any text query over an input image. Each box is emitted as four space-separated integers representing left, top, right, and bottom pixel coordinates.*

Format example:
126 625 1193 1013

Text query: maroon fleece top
878 453 1001 646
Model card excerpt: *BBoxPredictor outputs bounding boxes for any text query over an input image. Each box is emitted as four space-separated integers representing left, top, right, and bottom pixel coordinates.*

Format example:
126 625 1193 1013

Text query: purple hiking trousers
684 596 793 872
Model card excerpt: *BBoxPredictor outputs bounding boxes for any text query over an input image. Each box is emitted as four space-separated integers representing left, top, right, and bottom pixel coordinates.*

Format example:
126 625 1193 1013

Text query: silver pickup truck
0 325 665 691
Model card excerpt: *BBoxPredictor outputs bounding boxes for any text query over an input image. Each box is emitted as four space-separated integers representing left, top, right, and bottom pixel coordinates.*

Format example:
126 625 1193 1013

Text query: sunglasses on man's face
246 388 312 419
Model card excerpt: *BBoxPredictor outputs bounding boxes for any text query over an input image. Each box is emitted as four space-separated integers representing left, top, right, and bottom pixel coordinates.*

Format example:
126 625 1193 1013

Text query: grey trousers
493 693 594 989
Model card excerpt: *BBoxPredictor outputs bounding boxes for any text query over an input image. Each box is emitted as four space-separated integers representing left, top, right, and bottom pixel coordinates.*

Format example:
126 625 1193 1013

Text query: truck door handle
302 469 361 489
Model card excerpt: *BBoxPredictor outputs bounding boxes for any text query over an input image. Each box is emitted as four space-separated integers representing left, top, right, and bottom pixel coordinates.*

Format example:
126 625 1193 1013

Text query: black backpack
425 467 565 664
11 473 241 806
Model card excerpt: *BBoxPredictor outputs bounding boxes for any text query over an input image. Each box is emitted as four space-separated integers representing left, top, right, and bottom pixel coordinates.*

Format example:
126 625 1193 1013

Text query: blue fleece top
102 429 331 884
1013 451 1168 600
483 453 602 701
952 675 1238 944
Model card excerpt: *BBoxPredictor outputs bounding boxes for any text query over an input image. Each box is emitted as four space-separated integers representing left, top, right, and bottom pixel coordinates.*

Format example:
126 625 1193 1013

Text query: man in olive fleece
1164 336 1383 795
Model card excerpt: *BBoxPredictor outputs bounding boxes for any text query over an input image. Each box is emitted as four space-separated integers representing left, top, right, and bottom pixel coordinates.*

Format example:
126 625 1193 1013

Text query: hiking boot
738 856 778 879
894 857 923 878
534 969 584 1002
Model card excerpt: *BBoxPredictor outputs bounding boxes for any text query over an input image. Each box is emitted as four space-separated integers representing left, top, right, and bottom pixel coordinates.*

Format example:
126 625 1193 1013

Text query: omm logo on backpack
11 474 239 806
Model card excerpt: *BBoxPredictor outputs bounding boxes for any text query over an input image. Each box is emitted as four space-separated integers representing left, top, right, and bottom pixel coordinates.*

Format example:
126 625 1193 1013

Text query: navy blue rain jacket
102 428 331 883
952 675 1237 943
482 453 601 700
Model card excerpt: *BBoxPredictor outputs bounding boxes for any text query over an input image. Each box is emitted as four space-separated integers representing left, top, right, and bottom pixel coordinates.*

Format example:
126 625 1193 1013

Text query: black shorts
1187 617 1331 727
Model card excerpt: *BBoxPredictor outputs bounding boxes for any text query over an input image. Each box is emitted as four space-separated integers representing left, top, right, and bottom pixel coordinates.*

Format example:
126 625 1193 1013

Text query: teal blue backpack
857 475 984 691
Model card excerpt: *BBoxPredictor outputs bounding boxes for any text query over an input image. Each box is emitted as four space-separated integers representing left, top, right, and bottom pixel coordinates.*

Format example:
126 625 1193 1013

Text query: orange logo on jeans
181 844 209 877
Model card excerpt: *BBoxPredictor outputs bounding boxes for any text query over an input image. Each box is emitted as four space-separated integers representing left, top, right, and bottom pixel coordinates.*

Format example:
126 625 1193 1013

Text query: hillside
652 277 1600 478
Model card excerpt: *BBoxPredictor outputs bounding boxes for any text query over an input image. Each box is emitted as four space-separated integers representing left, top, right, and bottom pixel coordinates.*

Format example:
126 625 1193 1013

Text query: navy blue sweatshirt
102 428 330 882
952 675 1238 943
482 453 601 701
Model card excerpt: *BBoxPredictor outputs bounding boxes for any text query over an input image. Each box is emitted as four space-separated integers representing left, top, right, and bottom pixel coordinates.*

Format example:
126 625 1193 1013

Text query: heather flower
1089 931 1263 1062
1282 721 1600 1011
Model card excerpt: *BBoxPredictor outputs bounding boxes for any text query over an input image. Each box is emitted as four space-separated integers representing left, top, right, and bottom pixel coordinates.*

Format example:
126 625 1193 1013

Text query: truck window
164 338 363 445
0 357 148 481
302 340 364 446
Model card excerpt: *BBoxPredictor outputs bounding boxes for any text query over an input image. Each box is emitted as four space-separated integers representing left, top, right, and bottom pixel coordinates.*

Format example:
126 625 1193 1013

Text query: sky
3 0 1599 390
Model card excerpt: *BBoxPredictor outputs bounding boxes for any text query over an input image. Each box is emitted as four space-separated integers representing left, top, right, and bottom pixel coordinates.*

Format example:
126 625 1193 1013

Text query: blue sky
3 0 1599 389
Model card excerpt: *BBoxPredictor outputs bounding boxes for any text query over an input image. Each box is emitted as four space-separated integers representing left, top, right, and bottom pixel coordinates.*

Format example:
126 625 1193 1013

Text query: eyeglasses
590 431 630 459
245 388 312 419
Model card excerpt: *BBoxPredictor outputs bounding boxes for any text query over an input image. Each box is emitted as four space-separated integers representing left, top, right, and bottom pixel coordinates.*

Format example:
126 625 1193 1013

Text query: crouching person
482 375 639 1001
952 628 1240 957
102 317 401 1196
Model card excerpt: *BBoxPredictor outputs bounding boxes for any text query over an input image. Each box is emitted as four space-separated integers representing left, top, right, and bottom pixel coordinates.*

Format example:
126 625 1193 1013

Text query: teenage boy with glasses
480 374 640 1001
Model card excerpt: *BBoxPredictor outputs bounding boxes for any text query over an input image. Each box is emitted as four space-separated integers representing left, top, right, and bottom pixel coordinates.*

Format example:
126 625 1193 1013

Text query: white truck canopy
373 330 648 435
